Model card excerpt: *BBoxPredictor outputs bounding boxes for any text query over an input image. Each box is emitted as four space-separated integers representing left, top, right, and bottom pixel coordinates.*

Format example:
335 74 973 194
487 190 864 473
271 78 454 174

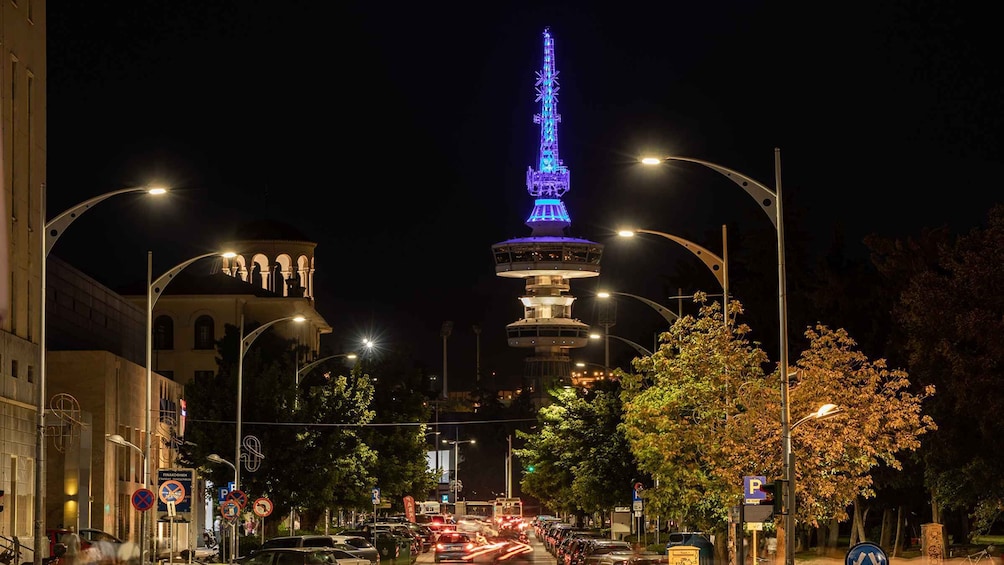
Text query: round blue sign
846 542 888 565
132 488 155 512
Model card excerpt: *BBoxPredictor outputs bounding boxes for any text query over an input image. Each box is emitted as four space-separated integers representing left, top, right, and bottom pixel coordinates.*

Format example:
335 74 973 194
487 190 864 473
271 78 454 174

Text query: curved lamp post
792 403 841 431
206 454 238 564
36 186 166 564
293 353 357 408
235 314 306 494
595 291 673 369
641 150 793 564
442 437 475 504
106 433 146 559
589 332 653 357
142 250 235 563
616 228 729 318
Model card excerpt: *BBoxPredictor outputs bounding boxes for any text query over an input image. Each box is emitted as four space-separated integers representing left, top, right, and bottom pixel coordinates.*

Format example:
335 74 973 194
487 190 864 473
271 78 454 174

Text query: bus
493 497 523 521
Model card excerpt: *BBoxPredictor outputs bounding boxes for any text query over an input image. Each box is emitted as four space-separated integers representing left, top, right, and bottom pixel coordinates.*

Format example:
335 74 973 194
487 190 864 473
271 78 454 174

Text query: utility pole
473 325 481 383
441 321 453 399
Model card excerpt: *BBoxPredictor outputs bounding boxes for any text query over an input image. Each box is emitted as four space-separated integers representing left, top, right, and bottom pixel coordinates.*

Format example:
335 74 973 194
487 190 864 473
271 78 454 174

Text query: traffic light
526 465 536 473
760 480 788 515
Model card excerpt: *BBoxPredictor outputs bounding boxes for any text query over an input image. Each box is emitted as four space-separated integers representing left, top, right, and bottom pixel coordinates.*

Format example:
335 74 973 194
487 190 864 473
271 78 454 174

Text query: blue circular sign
846 542 888 565
132 488 155 512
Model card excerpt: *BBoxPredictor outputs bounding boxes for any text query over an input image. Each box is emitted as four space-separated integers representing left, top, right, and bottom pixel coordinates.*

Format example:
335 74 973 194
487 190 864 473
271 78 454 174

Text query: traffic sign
132 488 155 512
846 542 888 565
157 469 194 515
253 498 274 518
744 476 767 504
372 488 381 505
228 489 248 508
159 480 186 505
221 500 241 523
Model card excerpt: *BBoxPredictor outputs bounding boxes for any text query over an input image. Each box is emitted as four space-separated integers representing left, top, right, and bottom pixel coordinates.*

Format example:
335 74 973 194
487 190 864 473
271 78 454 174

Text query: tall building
491 28 603 407
0 0 47 549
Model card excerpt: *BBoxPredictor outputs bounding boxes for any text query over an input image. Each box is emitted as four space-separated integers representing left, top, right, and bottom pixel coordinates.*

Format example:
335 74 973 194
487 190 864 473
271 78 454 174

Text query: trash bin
374 534 412 565
667 532 713 565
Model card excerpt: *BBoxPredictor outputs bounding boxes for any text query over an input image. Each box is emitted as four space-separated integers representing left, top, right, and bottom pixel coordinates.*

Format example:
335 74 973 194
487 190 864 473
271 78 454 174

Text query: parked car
580 540 634 565
240 547 368 565
328 536 379 565
596 550 666 565
259 536 378 565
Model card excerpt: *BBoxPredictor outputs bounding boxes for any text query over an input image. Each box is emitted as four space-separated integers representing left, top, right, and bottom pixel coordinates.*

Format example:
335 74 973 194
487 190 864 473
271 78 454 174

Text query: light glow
640 157 662 165
147 187 168 195
617 230 636 237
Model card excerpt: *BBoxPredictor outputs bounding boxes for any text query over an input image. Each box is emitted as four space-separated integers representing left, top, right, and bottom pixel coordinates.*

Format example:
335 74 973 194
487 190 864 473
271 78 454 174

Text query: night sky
44 2 1003 389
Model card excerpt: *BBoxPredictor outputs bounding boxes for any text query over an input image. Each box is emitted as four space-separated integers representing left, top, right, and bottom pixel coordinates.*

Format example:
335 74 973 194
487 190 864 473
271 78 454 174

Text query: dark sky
44 2 1003 389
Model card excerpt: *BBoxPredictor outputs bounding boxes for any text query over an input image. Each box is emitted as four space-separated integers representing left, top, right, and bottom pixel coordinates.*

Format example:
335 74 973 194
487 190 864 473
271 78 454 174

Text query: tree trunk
893 506 904 558
828 517 840 550
880 507 893 549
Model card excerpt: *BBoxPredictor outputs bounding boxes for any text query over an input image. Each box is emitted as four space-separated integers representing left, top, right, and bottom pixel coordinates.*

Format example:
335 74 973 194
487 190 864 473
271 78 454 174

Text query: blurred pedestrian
60 528 81 565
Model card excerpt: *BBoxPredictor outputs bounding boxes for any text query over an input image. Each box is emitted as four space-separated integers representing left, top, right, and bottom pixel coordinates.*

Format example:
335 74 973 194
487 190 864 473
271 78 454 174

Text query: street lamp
206 454 237 564
792 404 841 430
144 250 235 563
107 432 147 561
589 332 653 357
441 436 475 504
235 314 306 494
596 291 679 325
641 149 793 565
293 353 358 408
616 228 729 318
36 186 166 564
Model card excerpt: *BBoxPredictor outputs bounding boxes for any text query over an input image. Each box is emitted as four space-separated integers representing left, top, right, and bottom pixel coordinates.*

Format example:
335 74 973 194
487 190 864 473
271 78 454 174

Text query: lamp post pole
235 315 306 492
35 186 166 565
106 435 145 564
293 353 358 409
616 227 729 320
643 149 791 565
589 332 653 357
206 454 237 564
442 436 475 505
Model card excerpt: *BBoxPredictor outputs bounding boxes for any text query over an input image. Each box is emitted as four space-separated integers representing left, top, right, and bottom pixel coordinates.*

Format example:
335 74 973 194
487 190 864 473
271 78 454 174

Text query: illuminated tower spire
492 28 603 408
525 27 571 236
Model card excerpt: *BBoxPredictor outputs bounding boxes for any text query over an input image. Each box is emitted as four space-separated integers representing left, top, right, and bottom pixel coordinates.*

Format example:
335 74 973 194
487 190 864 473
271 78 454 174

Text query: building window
11 359 18 379
27 365 33 383
153 315 174 350
194 315 214 350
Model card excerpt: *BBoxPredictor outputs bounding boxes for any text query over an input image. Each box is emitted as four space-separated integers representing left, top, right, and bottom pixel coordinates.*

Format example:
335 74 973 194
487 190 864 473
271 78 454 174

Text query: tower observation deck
492 28 602 406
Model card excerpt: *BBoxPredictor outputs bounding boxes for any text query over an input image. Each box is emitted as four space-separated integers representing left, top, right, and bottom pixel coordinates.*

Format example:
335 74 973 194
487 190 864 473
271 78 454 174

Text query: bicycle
967 545 995 565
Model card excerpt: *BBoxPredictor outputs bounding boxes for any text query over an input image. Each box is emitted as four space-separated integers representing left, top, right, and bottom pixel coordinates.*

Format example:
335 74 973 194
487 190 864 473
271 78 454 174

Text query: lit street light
206 454 238 564
589 332 652 358
106 432 147 561
616 228 729 319
442 436 475 504
35 186 166 564
143 250 234 564
235 314 306 496
641 149 793 565
294 353 358 408
792 403 841 430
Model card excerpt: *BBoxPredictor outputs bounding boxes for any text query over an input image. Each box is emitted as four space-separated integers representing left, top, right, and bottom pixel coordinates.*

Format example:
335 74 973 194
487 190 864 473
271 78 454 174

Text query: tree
871 204 1004 536
515 379 642 520
619 295 934 558
359 352 439 514
180 323 377 534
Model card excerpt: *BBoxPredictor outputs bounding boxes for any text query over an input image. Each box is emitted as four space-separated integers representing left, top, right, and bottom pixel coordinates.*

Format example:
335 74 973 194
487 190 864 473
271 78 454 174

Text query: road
413 533 555 565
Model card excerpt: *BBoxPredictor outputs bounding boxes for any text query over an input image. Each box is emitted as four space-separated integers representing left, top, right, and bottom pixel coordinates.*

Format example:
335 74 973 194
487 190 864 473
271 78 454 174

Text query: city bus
493 497 523 521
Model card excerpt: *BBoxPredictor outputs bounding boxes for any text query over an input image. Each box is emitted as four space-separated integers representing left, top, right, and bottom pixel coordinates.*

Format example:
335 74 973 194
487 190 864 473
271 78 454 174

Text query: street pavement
413 533 555 565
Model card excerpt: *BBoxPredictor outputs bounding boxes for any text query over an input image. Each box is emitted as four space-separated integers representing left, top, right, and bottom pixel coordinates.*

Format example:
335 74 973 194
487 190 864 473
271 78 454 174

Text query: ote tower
492 28 603 407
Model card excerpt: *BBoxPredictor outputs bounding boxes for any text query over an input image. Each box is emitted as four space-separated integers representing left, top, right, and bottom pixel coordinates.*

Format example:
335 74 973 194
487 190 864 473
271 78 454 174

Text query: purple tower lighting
492 28 603 407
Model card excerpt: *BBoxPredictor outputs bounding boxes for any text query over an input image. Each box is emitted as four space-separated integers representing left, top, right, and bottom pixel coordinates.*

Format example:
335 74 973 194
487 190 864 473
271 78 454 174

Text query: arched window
153 315 174 350
194 315 215 350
